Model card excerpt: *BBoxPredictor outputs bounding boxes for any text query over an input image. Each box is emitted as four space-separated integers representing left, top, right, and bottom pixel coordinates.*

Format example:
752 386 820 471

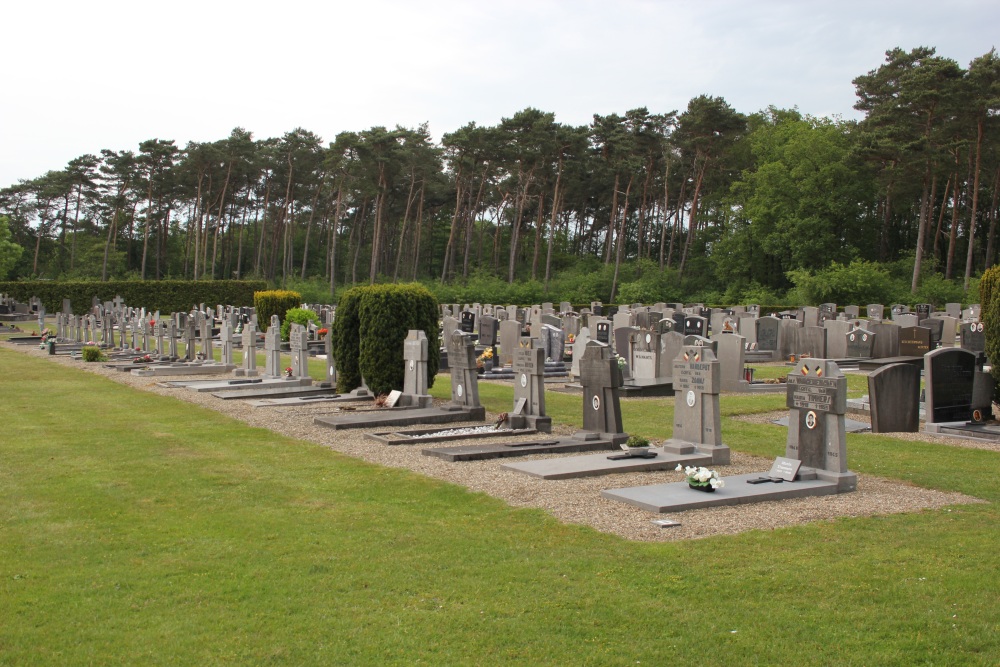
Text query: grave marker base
602 469 856 513
503 448 714 480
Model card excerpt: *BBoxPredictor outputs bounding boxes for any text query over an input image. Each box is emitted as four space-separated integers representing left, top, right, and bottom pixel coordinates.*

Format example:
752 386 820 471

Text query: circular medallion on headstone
520 373 527 388
977 323 984 333
849 333 855 342
457 384 463 398
686 390 696 407
592 395 600 411
805 410 817 429
973 408 984 422
409 360 414 371
645 333 651 344
862 334 868 342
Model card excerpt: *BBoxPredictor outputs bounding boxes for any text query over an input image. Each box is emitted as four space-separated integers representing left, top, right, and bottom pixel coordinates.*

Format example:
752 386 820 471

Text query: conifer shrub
333 283 439 395
980 266 1000 402
254 290 301 331
81 346 105 362
280 308 320 341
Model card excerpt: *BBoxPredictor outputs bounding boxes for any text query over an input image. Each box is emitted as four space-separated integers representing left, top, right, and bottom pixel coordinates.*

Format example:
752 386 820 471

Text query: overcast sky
1 0 996 187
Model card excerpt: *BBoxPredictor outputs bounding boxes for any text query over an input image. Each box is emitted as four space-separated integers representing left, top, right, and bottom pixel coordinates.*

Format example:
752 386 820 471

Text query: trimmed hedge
254 290 302 332
333 283 439 395
980 266 1000 403
0 280 266 314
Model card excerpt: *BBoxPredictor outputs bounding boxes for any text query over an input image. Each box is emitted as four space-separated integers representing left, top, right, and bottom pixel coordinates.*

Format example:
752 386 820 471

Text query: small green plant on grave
280 308 320 342
625 435 650 448
81 346 106 362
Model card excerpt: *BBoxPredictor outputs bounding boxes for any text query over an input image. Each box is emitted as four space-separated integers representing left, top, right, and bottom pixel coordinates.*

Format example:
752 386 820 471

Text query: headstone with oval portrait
663 344 730 464
845 327 876 358
578 341 625 439
510 345 551 432
784 358 856 491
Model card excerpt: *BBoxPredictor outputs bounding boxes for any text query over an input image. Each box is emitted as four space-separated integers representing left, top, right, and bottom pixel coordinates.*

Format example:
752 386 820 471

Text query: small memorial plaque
768 456 801 481
385 390 402 408
513 397 527 415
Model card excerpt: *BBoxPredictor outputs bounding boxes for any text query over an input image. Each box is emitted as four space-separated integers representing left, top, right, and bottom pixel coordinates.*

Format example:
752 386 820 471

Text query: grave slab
421 434 618 462
600 472 842 513
502 448 712 480
365 426 537 446
314 405 486 431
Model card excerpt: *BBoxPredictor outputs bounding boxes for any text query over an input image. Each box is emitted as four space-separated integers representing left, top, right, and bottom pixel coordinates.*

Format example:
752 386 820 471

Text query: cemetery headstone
898 326 931 357
578 341 626 442
663 344 730 464
785 358 856 490
447 331 482 410
510 345 552 432
845 328 876 358
868 364 921 433
924 348 976 424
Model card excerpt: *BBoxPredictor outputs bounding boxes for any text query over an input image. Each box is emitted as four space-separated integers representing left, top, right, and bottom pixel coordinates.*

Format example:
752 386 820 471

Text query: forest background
2 46 999 308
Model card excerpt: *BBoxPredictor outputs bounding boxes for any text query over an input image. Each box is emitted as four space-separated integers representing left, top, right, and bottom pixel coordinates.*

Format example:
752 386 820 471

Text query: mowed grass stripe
0 348 998 665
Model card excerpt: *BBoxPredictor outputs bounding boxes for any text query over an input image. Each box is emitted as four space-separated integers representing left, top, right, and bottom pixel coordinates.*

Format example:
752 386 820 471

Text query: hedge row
0 280 266 314
980 267 1000 402
333 283 439 395
254 290 302 332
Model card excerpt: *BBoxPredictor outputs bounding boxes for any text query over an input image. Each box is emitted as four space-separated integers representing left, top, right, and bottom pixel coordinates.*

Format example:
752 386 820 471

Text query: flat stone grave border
422 434 620 462
502 447 714 480
365 425 537 446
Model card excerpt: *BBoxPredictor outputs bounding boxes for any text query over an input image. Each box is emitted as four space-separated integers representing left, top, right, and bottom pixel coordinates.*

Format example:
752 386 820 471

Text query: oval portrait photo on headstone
686 390 696 407
805 410 817 429
456 384 463 398
592 395 600 411
520 373 527 388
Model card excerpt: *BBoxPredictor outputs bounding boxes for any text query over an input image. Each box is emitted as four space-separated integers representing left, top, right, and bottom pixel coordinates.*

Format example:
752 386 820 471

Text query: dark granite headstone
595 321 611 345
870 322 899 358
898 326 931 357
868 363 921 433
924 348 976 423
460 311 476 334
959 322 986 357
845 328 876 358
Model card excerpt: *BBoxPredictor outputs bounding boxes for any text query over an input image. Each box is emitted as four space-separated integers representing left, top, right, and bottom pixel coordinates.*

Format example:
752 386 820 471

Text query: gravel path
12 343 982 542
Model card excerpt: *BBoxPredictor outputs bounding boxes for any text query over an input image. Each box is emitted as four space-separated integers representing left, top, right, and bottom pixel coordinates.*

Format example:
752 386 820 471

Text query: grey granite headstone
235 321 259 376
866 304 884 321
664 345 730 464
510 345 551 432
496 318 521 366
870 322 899 358
785 358 856 491
823 320 850 358
263 315 282 378
959 322 986 357
401 330 431 407
713 333 747 392
578 341 626 441
448 331 481 409
570 327 590 378
794 326 827 359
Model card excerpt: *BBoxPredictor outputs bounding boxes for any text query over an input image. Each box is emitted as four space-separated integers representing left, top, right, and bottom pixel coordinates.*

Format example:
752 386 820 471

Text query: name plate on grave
768 456 802 481
513 349 538 372
674 362 710 391
786 375 842 413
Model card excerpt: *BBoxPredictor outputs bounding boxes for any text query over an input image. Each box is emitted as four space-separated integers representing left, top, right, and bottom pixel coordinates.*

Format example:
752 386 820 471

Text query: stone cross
403 330 430 398
447 330 481 409
235 321 258 377
184 314 197 362
142 318 151 353
263 315 282 377
510 345 551 432
322 317 335 387
199 311 214 360
220 320 234 366
785 358 856 491
578 341 625 441
155 320 166 357
167 319 179 359
664 344 730 464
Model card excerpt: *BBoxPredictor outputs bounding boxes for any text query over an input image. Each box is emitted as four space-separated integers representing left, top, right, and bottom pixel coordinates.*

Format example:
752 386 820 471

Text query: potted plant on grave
623 434 651 455
478 348 494 372
676 465 725 492
284 366 294 378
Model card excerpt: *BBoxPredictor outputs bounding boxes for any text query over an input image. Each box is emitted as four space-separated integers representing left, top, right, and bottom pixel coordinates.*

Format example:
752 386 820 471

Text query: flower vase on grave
688 482 716 493
484 359 493 373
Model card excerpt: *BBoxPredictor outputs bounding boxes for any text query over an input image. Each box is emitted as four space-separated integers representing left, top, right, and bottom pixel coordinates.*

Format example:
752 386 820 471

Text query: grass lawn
2 348 999 665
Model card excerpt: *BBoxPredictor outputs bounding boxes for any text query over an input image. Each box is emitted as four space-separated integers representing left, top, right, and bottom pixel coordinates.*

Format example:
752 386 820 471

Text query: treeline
1 46 998 305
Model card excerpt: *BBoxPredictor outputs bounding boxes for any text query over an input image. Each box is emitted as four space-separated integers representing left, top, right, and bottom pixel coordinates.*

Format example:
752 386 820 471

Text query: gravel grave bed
13 343 983 542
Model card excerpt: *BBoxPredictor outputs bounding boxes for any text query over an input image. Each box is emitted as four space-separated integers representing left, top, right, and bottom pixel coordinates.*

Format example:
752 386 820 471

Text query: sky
1 0 997 187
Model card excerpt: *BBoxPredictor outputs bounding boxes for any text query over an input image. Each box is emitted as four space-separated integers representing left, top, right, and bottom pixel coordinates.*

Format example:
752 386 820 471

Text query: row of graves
316 324 863 513
14 294 995 520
